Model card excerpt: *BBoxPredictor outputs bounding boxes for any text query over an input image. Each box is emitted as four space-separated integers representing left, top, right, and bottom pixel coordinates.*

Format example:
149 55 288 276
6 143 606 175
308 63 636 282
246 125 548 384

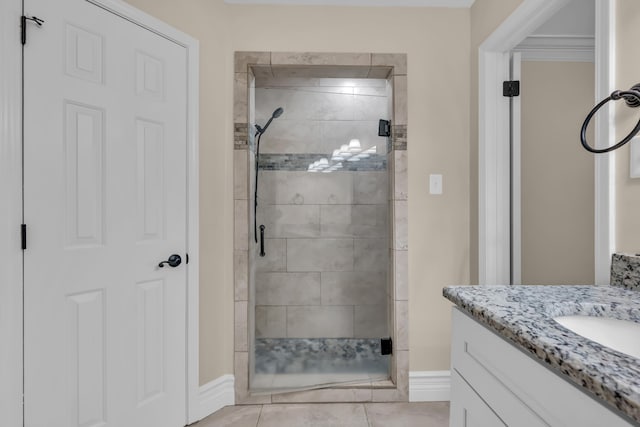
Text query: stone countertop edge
443 285 640 425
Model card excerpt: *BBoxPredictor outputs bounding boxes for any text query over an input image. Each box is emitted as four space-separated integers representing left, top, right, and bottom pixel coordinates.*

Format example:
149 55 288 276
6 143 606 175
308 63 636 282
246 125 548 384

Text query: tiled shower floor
252 338 389 391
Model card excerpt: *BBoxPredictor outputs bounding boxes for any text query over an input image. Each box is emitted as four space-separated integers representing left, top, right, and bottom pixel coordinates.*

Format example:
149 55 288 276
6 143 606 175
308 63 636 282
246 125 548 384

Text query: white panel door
23 0 188 426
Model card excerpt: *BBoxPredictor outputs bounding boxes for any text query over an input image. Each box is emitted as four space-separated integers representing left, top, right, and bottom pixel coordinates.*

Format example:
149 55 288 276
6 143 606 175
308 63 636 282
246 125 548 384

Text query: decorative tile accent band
258 153 387 172
611 253 640 291
235 122 249 150
255 338 389 375
236 116 405 156
393 125 407 150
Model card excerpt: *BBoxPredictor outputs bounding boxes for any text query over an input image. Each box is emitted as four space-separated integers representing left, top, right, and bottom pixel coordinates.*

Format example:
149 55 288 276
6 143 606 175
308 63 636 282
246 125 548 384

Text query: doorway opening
478 0 614 286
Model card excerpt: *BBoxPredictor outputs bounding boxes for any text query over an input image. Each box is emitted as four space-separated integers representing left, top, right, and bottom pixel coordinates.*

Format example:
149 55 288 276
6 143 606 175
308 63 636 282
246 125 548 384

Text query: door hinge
20 15 44 45
381 337 392 355
378 119 391 137
21 224 27 250
503 80 520 97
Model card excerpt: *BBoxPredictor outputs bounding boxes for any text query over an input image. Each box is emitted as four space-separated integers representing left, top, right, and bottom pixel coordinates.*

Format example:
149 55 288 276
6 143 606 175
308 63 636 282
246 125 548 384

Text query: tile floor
193 402 449 427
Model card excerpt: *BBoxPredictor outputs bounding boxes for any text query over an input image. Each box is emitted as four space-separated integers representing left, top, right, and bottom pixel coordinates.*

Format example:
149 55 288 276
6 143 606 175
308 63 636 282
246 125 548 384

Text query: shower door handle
259 225 266 257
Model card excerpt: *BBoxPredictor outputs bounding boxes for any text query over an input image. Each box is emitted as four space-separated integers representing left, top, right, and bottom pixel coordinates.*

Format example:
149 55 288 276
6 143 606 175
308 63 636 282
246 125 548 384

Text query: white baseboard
409 370 451 402
195 371 446 417
197 374 235 421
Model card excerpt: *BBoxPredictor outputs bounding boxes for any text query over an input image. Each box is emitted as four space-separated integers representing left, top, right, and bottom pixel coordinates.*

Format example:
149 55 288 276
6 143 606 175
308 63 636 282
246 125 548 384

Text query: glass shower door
250 76 392 392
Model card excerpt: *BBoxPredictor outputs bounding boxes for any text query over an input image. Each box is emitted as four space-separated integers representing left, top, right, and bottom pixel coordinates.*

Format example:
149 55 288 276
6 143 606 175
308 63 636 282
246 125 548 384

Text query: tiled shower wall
254 79 390 340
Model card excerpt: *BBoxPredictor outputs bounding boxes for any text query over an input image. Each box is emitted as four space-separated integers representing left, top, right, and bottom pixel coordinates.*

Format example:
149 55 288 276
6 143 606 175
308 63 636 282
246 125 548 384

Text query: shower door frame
233 51 409 403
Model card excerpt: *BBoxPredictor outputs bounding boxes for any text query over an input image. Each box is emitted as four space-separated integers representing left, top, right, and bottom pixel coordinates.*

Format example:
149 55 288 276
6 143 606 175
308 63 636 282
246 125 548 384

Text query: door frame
0 1 200 425
478 0 615 285
0 2 25 426
510 52 522 285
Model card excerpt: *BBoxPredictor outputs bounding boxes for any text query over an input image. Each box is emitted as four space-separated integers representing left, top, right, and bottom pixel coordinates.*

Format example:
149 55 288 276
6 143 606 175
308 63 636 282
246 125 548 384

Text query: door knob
158 254 182 268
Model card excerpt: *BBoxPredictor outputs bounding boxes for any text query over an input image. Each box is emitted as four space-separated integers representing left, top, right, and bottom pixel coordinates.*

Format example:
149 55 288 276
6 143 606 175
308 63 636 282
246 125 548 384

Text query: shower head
272 107 284 118
255 107 284 136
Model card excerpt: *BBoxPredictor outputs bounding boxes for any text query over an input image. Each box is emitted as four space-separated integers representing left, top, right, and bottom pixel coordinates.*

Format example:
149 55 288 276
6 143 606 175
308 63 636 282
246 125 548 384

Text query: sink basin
554 315 640 359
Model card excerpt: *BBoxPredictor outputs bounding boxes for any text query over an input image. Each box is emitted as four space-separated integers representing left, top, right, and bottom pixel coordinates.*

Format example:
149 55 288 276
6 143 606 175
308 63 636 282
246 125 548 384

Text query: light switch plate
429 174 443 195
631 137 640 178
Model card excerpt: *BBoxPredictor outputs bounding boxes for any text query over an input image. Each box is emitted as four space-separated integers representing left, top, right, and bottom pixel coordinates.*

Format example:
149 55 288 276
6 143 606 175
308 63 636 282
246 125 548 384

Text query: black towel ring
581 83 640 154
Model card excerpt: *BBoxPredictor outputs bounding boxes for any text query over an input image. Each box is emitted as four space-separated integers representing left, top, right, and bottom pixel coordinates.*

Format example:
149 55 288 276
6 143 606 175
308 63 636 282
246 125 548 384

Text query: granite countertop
443 284 640 424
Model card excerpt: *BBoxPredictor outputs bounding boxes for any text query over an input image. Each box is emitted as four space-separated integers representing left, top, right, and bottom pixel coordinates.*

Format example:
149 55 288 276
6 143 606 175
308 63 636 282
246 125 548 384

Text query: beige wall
469 0 524 284
615 0 640 253
123 0 470 383
520 61 594 285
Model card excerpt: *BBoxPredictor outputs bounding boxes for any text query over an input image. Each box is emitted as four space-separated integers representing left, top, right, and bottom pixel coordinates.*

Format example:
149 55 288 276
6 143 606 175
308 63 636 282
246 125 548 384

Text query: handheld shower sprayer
254 107 284 244
255 107 284 137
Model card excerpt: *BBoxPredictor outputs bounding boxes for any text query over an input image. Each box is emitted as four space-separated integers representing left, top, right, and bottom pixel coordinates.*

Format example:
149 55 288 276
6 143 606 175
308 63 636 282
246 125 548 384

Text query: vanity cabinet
451 369 506 426
450 308 634 427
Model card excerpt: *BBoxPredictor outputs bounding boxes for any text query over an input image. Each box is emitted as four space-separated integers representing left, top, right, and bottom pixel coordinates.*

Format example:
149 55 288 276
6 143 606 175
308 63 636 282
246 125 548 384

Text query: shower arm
255 117 272 137
255 107 284 137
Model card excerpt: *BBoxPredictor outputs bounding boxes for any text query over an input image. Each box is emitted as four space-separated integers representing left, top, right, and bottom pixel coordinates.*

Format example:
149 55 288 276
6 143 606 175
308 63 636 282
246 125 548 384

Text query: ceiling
532 0 595 37
224 0 475 7
515 0 595 62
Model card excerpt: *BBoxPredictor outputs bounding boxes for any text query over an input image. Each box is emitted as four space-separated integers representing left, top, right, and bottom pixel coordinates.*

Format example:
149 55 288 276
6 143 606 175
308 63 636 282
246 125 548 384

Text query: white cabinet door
23 1 188 426
450 370 507 427
450 308 634 427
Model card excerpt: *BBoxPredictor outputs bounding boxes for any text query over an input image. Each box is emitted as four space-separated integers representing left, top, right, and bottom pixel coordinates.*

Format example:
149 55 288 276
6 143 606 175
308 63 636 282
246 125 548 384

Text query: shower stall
250 73 391 392
234 51 408 401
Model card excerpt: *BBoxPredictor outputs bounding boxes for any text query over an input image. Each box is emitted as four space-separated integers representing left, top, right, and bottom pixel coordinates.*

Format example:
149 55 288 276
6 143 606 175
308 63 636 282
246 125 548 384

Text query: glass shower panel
250 76 391 392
